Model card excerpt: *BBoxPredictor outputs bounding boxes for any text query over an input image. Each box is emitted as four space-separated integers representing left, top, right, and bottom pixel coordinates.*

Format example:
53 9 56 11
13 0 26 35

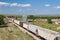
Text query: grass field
0 23 34 40
34 21 60 32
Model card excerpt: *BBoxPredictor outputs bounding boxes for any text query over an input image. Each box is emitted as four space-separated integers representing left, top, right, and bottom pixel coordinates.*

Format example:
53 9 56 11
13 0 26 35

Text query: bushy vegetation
34 21 60 32
0 23 34 40
47 17 52 24
27 15 60 19
7 15 22 20
8 16 14 18
27 15 37 20
0 15 5 25
36 16 60 19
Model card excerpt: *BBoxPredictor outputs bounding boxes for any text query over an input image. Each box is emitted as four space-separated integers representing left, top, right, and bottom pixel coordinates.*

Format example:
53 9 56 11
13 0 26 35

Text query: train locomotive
9 18 60 40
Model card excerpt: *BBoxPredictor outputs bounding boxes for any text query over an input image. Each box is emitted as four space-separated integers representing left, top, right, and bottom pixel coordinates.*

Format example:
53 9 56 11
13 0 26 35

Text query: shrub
47 17 52 24
0 15 5 25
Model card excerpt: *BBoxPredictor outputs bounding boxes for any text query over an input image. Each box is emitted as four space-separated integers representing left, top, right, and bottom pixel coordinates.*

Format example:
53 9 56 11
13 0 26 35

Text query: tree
15 16 22 19
0 15 5 25
47 17 52 24
27 15 36 20
27 15 37 24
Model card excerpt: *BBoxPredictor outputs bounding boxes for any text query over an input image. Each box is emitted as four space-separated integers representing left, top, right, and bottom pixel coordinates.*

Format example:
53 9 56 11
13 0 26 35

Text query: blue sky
0 0 60 15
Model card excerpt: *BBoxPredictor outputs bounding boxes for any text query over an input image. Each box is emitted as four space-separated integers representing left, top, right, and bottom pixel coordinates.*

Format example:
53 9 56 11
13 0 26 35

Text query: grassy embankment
34 21 60 32
0 23 35 40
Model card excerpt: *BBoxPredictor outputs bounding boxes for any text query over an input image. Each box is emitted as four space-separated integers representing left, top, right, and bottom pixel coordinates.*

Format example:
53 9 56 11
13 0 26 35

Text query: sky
0 0 60 15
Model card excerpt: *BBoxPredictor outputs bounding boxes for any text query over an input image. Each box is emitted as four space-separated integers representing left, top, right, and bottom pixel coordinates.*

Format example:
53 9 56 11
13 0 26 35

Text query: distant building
52 19 60 22
39 19 47 21
51 19 60 24
27 19 33 24
55 21 60 24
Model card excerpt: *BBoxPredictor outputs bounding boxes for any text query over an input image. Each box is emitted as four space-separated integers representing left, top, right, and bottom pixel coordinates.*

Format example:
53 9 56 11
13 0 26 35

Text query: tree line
27 15 60 24
27 15 60 19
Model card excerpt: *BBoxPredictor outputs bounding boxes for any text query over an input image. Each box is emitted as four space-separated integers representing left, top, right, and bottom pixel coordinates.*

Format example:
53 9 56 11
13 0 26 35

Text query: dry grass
34 21 60 32
0 23 34 40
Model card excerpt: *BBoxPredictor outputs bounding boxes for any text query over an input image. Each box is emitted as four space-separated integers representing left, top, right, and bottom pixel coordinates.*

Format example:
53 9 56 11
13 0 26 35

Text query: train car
23 23 39 34
8 18 14 22
38 26 60 40
23 23 60 40
28 24 39 35
13 20 20 25
23 23 29 28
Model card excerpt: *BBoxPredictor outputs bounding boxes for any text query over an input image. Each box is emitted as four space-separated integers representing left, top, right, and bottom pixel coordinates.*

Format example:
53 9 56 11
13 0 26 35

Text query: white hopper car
9 18 60 40
23 23 60 40
13 20 20 25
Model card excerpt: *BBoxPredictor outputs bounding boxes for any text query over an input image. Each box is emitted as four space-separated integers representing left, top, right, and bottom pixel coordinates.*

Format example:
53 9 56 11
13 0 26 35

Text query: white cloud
0 2 9 6
10 3 31 7
45 4 51 7
20 4 31 7
55 6 60 9
10 3 18 6
0 2 31 7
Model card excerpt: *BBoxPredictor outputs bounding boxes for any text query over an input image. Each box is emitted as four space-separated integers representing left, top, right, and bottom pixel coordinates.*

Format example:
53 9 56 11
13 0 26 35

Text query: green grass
0 23 35 40
34 21 60 32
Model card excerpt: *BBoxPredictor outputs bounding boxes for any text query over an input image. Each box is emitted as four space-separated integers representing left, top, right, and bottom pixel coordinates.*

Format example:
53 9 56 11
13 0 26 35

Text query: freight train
8 18 60 40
